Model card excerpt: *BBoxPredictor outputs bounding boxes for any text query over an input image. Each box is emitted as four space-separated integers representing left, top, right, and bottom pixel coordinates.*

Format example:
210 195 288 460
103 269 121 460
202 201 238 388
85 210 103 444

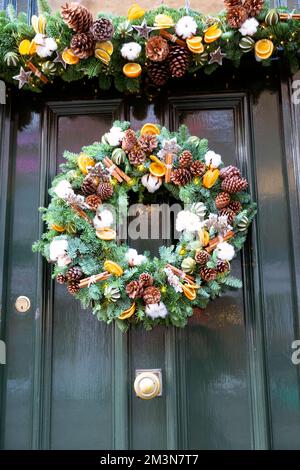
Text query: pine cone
70 32 94 59
221 176 248 194
147 60 169 86
126 280 143 299
128 145 146 166
56 274 67 284
122 129 137 153
219 208 236 224
61 2 93 33
190 160 206 177
67 266 83 281
138 134 158 153
81 175 99 195
168 44 190 78
245 0 264 17
217 260 230 274
200 267 217 282
97 182 114 200
86 194 101 211
139 273 154 287
171 168 192 186
146 36 169 62
143 286 161 305
228 201 242 213
227 6 248 29
224 0 243 7
67 279 80 294
195 250 210 266
179 150 193 168
220 165 241 180
215 192 231 210
90 18 114 41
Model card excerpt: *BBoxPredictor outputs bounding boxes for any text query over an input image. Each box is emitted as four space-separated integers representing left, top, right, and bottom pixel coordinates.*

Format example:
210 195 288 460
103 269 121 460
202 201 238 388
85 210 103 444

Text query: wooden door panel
42 101 123 450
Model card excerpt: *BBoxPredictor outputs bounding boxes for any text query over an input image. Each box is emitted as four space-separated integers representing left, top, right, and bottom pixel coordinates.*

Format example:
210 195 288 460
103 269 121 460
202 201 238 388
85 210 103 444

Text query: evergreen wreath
0 1 300 93
33 122 256 331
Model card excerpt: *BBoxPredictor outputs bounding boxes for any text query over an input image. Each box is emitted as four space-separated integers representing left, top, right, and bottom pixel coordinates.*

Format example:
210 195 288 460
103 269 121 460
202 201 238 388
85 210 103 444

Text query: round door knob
134 372 161 400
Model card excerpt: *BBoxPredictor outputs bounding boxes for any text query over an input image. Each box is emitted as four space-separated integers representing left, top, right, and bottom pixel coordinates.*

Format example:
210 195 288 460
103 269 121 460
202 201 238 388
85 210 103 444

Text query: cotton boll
125 248 146 266
205 150 222 168
105 126 125 147
57 255 72 267
35 35 57 58
54 180 73 199
175 16 197 39
93 209 114 230
141 174 162 193
121 42 142 61
176 210 202 233
145 302 168 319
49 238 68 262
215 242 235 261
239 18 259 36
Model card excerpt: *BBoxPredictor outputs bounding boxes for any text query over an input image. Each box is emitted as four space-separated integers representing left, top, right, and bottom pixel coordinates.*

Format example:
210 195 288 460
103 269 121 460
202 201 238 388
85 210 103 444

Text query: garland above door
0 0 300 93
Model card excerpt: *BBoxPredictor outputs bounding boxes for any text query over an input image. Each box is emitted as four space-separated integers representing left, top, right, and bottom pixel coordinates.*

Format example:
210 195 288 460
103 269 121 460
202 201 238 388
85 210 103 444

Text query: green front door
1 73 300 449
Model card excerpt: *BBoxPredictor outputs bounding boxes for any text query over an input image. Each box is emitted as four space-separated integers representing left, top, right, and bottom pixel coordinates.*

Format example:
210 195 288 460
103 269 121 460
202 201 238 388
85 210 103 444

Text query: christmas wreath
0 1 300 93
33 122 256 330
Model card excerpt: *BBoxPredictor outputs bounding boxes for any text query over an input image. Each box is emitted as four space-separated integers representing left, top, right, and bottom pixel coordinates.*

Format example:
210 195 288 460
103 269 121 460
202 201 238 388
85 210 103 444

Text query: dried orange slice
186 36 204 54
118 303 136 320
104 260 123 277
51 224 65 232
96 228 117 240
95 48 111 65
127 4 145 21
62 48 80 65
19 39 31 55
198 229 210 247
204 24 222 44
123 63 142 78
77 153 95 175
255 39 274 60
149 155 166 177
29 40 37 55
202 169 220 188
182 284 197 301
31 14 46 34
95 41 113 56
154 14 174 28
140 123 160 136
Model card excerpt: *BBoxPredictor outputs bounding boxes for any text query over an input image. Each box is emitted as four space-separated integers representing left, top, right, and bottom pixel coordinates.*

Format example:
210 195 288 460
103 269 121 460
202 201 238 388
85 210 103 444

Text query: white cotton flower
93 209 114 230
125 248 146 266
176 210 202 233
57 255 72 267
239 18 259 37
215 242 235 261
54 180 73 199
141 174 162 193
204 150 222 168
121 42 142 61
145 302 168 319
35 34 57 58
175 16 197 39
105 126 125 147
49 238 68 262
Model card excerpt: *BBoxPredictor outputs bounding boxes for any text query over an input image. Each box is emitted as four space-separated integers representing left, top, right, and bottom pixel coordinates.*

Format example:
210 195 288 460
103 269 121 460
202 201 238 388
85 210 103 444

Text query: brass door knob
15 296 31 313
134 371 161 400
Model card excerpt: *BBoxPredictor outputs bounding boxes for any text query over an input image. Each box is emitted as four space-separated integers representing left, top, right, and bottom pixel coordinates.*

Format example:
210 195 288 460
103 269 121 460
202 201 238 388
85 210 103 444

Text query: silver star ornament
209 47 226 66
13 67 32 89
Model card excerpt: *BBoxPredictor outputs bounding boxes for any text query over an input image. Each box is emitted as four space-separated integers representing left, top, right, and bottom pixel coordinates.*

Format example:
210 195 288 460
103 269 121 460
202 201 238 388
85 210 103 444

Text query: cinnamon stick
166 264 194 283
105 157 131 183
79 271 111 288
26 61 48 84
205 230 235 253
71 204 93 225
159 29 187 48
103 158 123 183
279 13 300 21
164 153 173 183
